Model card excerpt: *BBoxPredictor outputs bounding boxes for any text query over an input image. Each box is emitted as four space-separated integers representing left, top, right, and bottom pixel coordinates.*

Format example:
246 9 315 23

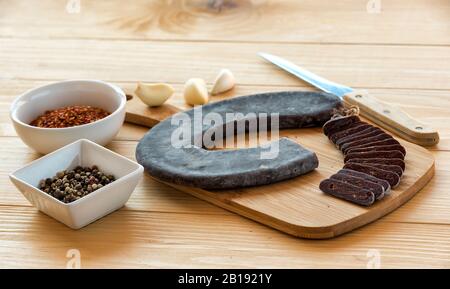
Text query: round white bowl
10 80 126 154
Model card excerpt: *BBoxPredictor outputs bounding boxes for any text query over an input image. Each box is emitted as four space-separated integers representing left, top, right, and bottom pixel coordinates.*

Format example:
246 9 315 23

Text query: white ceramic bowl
9 139 143 229
10 80 126 154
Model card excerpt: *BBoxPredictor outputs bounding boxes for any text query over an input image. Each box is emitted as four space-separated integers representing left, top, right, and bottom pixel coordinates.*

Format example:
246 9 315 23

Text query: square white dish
9 139 143 229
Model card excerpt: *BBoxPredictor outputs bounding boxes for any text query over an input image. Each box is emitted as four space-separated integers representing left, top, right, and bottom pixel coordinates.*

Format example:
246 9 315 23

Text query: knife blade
258 52 439 146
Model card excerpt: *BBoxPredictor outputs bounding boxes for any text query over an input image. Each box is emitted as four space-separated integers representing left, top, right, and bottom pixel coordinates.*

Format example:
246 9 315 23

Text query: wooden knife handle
343 90 439 146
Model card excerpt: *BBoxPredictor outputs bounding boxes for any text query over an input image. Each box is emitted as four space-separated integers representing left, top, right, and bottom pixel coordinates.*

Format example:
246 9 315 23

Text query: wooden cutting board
125 94 435 239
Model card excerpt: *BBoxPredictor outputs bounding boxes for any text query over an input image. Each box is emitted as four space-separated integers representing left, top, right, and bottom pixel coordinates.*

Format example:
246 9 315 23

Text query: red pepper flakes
30 105 110 128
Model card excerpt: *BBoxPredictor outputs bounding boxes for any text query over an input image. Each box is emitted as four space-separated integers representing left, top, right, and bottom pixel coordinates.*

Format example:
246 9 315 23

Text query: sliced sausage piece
338 168 391 194
343 163 401 188
319 178 375 206
341 133 393 154
337 127 383 148
329 123 371 143
344 150 405 163
360 164 403 177
346 138 400 153
323 115 360 136
330 173 384 200
346 158 405 171
346 144 406 156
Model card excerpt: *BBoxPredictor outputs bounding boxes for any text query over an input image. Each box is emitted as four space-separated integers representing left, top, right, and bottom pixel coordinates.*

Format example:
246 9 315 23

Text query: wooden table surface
1 0 449 268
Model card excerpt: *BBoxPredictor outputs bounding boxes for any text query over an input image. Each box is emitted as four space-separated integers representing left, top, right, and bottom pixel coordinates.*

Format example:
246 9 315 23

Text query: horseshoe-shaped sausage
136 91 342 189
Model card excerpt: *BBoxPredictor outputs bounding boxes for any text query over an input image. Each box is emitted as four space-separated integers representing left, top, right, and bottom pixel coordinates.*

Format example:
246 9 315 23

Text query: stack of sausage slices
319 114 406 206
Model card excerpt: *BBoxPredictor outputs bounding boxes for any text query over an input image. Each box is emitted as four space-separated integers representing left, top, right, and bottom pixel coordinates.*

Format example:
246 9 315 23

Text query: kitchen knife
259 52 439 146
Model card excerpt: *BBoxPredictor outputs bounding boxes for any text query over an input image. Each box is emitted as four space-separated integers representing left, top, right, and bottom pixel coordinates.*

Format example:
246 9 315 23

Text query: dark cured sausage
329 123 370 143
346 158 405 171
330 173 384 199
343 163 400 188
335 126 381 147
346 144 406 156
341 133 393 154
344 150 405 163
323 115 360 136
321 113 408 206
344 138 400 153
336 127 383 148
319 178 375 206
337 169 391 194
362 164 404 177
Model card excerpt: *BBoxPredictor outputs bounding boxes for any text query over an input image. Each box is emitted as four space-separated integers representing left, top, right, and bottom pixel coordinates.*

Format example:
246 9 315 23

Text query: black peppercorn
37 165 116 203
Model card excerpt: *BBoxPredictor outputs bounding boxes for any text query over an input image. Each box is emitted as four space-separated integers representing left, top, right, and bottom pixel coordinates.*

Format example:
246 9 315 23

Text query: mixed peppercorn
30 105 110 128
38 165 116 203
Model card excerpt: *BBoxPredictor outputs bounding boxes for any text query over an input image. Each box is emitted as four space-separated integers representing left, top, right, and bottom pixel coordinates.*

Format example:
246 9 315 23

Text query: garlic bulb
135 82 174 107
211 69 235 95
184 78 209 106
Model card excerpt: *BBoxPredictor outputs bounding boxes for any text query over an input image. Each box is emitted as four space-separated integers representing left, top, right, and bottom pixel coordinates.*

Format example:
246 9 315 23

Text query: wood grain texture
1 39 449 90
0 0 449 45
0 205 449 268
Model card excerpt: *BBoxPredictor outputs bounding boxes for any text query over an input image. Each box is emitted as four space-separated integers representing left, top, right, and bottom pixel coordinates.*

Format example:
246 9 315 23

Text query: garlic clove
211 69 235 95
184 78 209 106
135 82 174 107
